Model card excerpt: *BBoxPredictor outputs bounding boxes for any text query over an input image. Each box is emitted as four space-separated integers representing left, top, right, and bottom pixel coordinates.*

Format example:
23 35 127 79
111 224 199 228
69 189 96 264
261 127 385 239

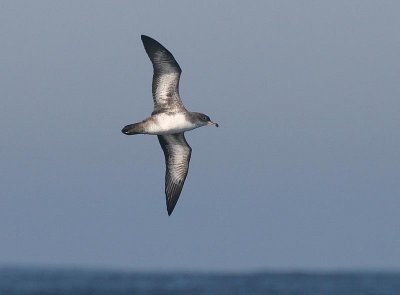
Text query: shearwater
122 35 218 215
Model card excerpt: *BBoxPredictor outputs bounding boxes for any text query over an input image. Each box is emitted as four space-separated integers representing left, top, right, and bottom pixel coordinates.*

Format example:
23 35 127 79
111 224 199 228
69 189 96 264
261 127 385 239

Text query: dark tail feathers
121 123 143 135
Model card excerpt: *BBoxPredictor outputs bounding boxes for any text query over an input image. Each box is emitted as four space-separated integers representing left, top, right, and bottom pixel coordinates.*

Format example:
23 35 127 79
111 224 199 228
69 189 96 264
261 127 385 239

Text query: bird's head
192 112 219 128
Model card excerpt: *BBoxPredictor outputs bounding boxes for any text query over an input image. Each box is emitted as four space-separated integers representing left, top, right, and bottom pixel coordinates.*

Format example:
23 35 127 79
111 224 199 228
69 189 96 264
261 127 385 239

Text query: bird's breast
146 113 196 135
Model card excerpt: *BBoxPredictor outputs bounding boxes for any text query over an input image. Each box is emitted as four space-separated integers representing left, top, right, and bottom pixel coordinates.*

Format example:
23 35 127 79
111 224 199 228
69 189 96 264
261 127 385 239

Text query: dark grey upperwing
141 35 185 115
158 133 192 215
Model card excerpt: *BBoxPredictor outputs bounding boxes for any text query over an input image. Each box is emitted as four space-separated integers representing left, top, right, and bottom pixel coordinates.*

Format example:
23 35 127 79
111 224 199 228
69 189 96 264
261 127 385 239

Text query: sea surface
0 267 399 295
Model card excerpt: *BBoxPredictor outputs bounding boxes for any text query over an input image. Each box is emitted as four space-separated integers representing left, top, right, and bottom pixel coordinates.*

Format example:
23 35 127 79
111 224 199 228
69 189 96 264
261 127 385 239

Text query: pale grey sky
1 1 399 271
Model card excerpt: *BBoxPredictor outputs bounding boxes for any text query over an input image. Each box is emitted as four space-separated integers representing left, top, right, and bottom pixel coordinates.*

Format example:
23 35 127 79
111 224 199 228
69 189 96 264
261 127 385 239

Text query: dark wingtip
141 35 157 45
141 35 150 41
167 203 176 216
167 206 174 216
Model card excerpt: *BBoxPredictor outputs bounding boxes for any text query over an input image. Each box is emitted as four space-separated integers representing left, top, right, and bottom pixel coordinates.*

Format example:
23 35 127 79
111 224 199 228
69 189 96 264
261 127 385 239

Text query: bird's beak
208 121 219 127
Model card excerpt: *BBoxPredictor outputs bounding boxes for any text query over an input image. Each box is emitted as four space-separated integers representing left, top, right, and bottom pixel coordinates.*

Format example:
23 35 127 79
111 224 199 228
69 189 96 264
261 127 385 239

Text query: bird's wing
158 133 192 215
141 35 185 115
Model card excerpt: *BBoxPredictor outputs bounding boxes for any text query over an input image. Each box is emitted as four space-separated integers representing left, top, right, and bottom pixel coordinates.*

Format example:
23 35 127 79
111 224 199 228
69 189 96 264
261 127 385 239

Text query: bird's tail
121 123 144 135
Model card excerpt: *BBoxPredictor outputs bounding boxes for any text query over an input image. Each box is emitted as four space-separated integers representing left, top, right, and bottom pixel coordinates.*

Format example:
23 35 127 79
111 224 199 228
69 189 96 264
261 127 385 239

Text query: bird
121 35 218 215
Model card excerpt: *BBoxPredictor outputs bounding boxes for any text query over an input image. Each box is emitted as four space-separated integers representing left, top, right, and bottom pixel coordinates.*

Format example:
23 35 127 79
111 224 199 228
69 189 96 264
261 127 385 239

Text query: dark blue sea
1 267 399 295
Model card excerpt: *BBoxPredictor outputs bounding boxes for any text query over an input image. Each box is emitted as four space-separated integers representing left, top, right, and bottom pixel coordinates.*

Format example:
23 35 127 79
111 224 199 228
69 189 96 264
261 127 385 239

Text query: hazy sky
1 1 399 271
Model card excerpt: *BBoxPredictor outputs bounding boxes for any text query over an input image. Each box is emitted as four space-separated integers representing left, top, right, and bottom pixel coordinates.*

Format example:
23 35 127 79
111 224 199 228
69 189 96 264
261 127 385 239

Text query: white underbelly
147 113 196 135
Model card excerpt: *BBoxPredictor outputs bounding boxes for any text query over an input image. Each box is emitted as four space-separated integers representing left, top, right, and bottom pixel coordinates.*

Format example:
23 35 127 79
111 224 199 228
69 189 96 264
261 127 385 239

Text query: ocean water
0 268 399 295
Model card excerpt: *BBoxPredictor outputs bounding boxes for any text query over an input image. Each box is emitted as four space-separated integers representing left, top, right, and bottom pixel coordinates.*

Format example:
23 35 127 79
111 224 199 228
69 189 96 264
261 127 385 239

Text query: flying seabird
122 35 218 215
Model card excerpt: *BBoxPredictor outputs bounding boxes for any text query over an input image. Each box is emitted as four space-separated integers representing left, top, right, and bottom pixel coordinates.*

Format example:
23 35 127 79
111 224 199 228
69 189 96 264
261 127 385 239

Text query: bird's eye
202 116 207 121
